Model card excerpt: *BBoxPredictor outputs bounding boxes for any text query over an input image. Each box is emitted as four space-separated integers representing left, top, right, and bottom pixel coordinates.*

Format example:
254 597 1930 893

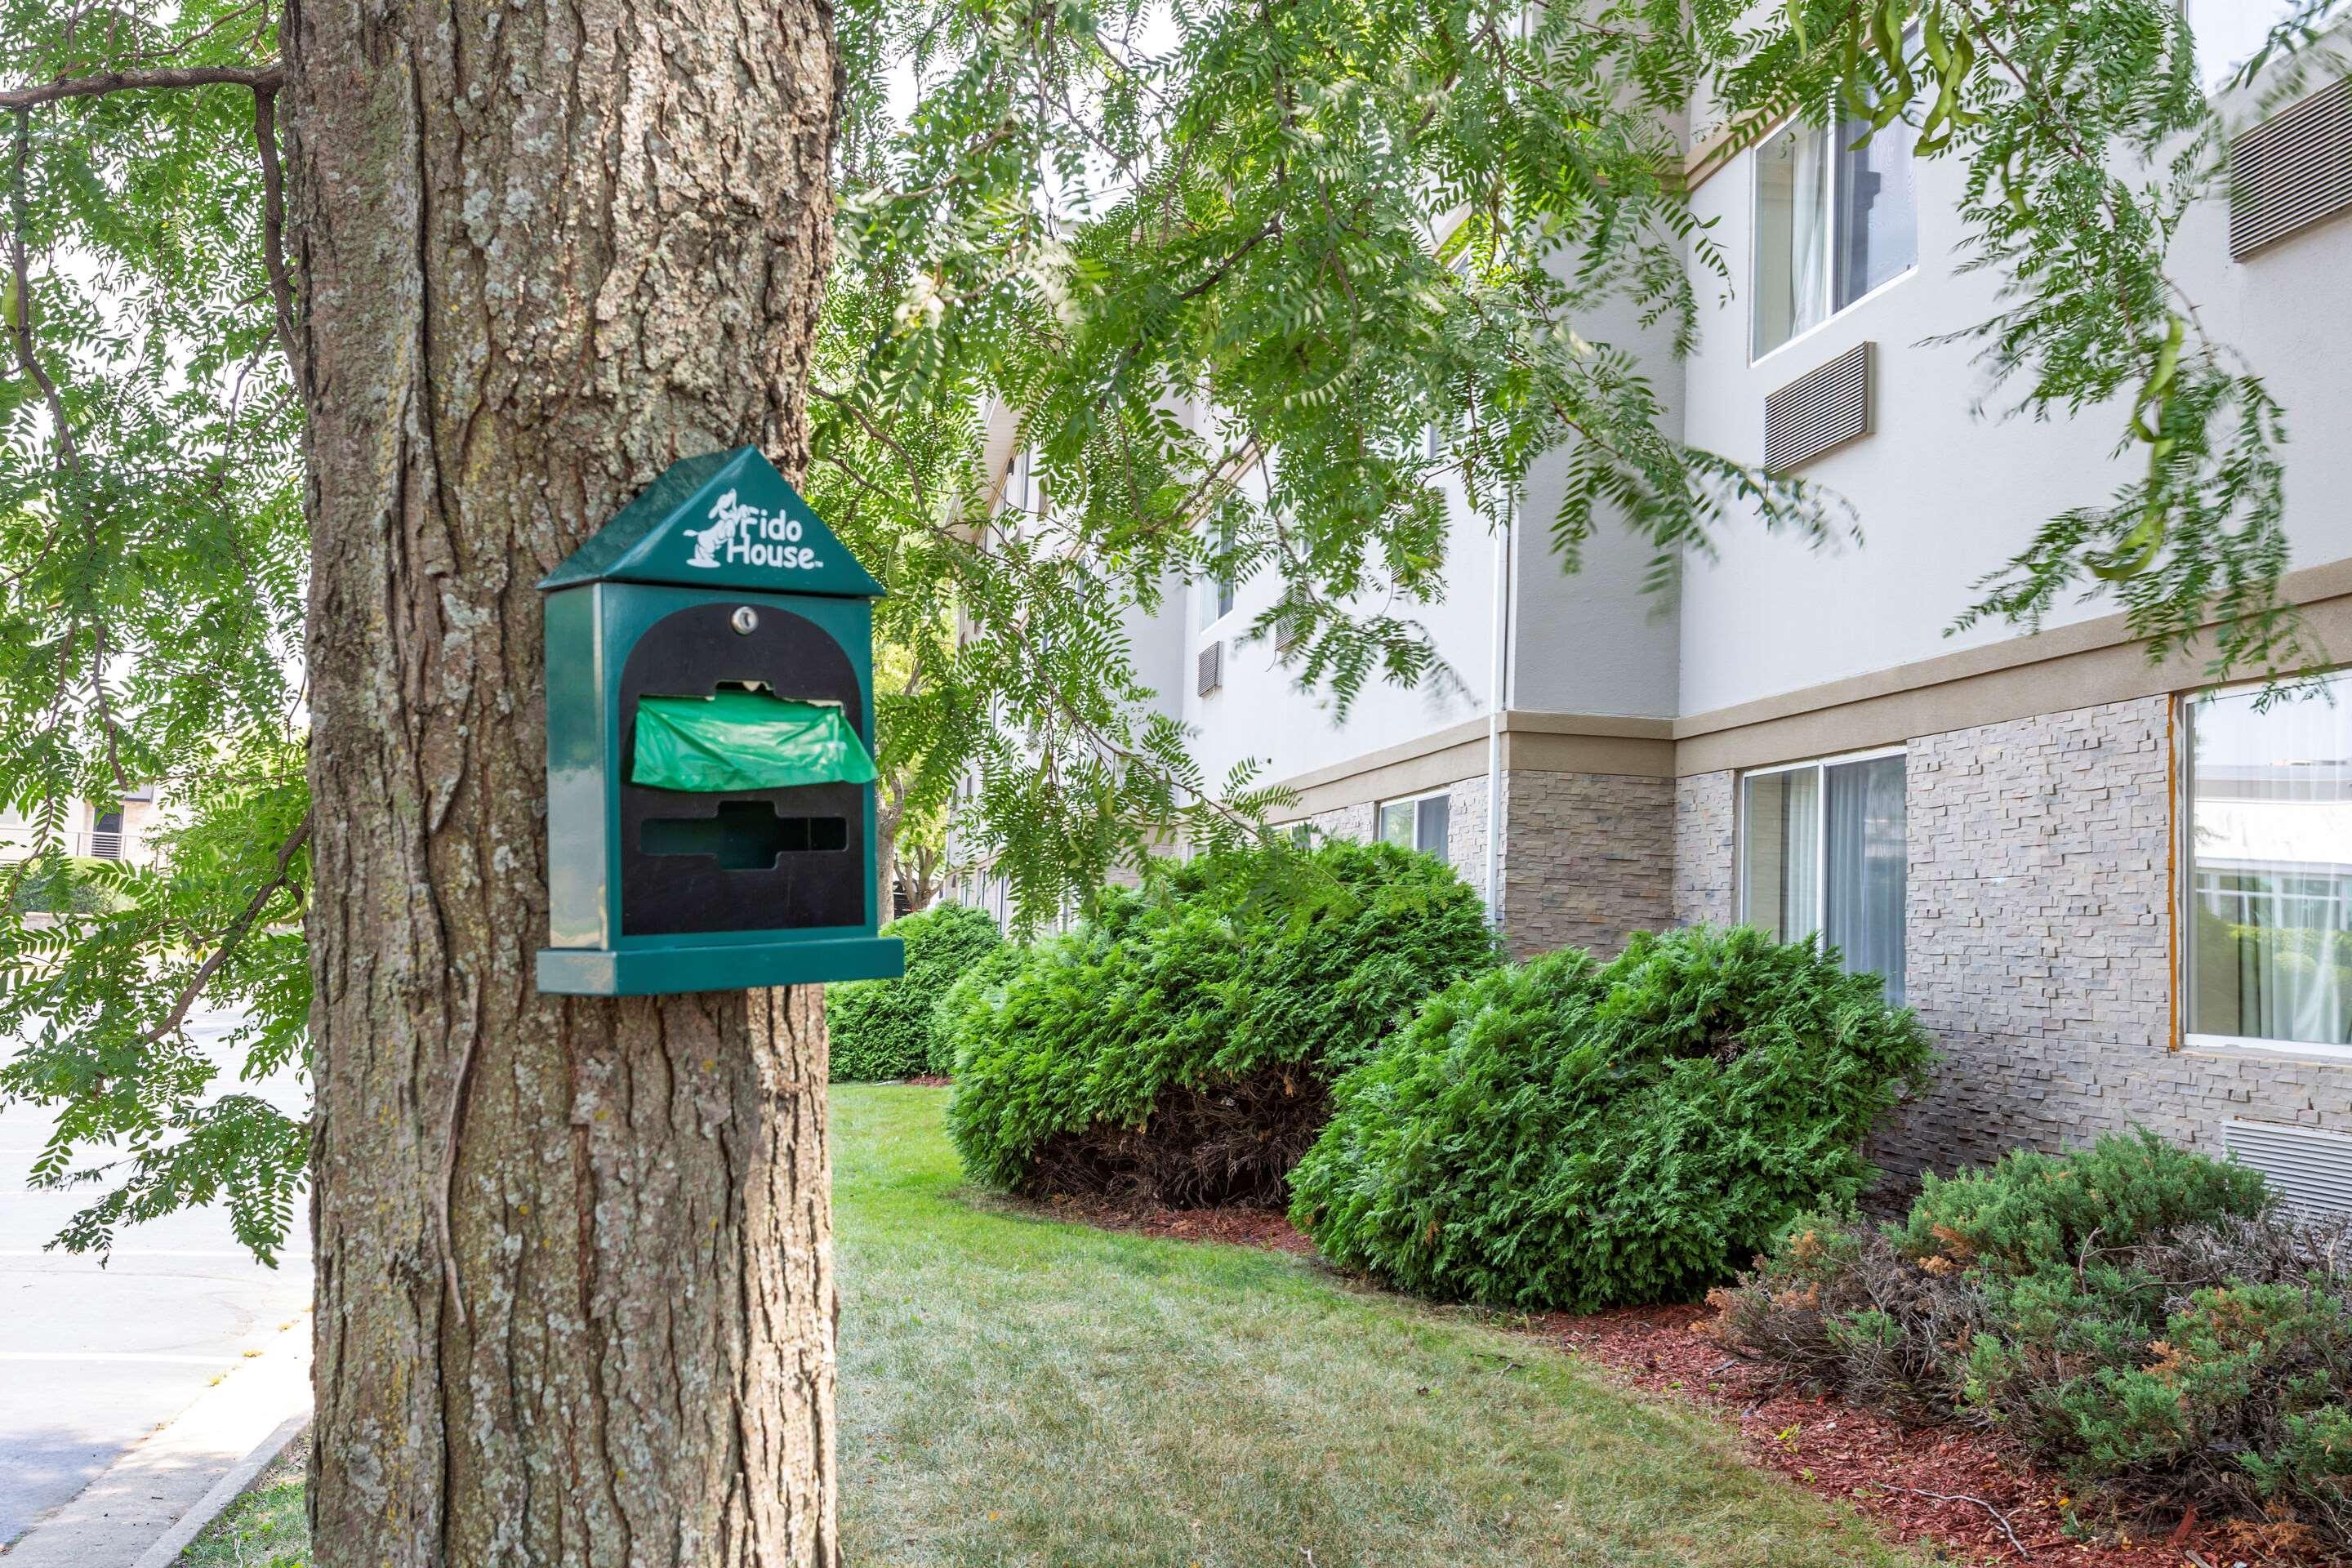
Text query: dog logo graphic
683 491 753 569
679 488 818 572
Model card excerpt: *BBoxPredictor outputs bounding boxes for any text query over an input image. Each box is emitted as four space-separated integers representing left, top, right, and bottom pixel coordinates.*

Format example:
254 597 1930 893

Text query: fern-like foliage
0 0 2342 1256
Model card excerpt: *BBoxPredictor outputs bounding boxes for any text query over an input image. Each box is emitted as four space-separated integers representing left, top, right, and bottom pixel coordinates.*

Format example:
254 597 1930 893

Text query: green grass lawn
176 1437 306 1566
185 1084 1924 1566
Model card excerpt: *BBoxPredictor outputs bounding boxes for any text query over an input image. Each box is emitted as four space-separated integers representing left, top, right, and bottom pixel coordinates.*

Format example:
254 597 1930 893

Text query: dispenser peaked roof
538 446 886 598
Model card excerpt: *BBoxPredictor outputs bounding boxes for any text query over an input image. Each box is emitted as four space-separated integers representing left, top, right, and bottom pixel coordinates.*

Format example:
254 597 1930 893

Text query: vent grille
1765 341 1872 471
1275 615 1302 653
1196 640 1223 696
2223 1118 2352 1215
2230 74 2352 259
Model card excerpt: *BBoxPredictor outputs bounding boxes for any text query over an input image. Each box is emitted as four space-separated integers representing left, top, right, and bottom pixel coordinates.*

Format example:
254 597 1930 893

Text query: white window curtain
1741 755 1905 1001
1790 126 1829 336
2190 679 2352 1048
1740 767 1820 942
1823 755 1907 1001
1753 123 1829 357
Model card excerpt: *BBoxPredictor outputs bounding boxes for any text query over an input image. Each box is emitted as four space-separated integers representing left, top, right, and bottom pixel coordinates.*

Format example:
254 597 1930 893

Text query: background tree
819 0 2350 926
0 0 2345 1558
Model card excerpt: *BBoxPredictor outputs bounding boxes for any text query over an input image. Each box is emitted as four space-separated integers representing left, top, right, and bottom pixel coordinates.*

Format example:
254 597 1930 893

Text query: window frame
1747 104 1921 368
2176 679 2352 1063
1376 787 1454 863
1198 576 1236 633
1735 744 1908 989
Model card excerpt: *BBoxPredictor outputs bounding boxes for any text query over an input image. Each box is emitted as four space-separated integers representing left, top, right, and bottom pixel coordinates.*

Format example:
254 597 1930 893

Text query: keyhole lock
731 606 760 635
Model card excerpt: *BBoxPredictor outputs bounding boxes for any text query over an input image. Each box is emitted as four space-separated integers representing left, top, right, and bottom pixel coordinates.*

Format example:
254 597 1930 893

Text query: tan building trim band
1674 558 2352 776
1267 711 1676 822
1263 558 2352 813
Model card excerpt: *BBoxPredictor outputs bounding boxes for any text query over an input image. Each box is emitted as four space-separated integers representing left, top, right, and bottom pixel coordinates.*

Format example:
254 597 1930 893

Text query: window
1739 751 1906 1000
1198 577 1236 630
1378 791 1451 866
2185 674 2352 1056
1753 105 1918 359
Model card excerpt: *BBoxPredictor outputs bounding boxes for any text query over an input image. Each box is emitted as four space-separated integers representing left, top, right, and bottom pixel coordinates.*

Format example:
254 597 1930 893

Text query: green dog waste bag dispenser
535 447 905 996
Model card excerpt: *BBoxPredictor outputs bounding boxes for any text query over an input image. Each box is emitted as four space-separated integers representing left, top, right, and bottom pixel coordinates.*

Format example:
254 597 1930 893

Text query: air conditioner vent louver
1196 640 1223 696
2230 74 2352 259
1764 341 1873 472
2223 1118 2352 1216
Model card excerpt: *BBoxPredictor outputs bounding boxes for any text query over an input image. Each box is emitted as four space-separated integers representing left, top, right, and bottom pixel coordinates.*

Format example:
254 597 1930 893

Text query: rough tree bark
283 0 841 1559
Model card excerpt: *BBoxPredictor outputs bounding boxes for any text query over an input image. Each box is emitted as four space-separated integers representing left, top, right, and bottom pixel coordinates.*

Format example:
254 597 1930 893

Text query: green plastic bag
631 690 878 792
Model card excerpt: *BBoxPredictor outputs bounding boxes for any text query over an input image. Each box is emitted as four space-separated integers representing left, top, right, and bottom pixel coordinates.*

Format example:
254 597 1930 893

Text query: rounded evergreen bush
925 939 1026 1076
828 902 1004 1081
1288 924 1936 1312
942 839 1498 1206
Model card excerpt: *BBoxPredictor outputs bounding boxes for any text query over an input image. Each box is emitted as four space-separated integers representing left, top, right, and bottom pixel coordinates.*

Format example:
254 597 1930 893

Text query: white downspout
1484 492 1513 934
1484 0 1529 938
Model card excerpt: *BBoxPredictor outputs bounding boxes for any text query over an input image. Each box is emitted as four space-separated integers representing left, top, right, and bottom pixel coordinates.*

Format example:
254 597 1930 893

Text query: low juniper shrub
1288 924 1934 1312
925 939 1025 1077
1713 1131 2352 1549
941 839 1497 1206
828 902 1004 1081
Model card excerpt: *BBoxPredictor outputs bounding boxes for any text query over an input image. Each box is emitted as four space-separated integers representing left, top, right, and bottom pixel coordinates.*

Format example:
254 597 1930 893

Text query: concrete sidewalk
1 1008 312 1561
0 1315 310 1566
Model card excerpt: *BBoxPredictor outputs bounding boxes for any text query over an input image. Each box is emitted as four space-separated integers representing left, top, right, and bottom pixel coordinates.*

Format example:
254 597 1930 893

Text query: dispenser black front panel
616 599 868 937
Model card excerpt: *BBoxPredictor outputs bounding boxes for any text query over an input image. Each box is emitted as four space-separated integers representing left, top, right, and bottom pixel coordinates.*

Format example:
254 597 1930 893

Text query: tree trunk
283 0 840 1558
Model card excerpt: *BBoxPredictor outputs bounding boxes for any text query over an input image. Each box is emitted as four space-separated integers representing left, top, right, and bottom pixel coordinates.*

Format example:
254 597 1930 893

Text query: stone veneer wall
1290 768 1670 960
1293 777 1487 893
1495 770 1673 960
1296 798 1378 844
1673 770 1736 928
1673 696 2352 1182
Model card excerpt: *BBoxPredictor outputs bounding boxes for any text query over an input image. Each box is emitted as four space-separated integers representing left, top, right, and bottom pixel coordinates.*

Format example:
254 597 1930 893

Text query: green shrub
928 940 1025 1076
1289 924 1935 1312
10 856 131 915
1716 1132 2352 1548
828 903 1004 1082
942 839 1497 1206
1890 1127 2269 1275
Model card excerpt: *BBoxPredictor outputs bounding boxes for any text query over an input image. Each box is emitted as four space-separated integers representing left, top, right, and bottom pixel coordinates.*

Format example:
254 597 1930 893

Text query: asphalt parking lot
0 1009 310 1547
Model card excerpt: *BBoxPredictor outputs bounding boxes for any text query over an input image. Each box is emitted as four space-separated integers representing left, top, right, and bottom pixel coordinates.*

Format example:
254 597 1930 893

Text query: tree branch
0 65 283 110
138 811 310 1046
249 86 304 394
89 624 128 795
813 385 929 510
13 109 136 794
9 109 78 470
1888 1487 2029 1558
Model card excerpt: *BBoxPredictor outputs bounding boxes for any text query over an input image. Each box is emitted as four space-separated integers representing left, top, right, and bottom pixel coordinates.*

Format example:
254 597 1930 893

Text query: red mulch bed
1026 1194 1320 1254
1036 1197 2336 1567
902 1074 953 1088
1539 1303 2336 1568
